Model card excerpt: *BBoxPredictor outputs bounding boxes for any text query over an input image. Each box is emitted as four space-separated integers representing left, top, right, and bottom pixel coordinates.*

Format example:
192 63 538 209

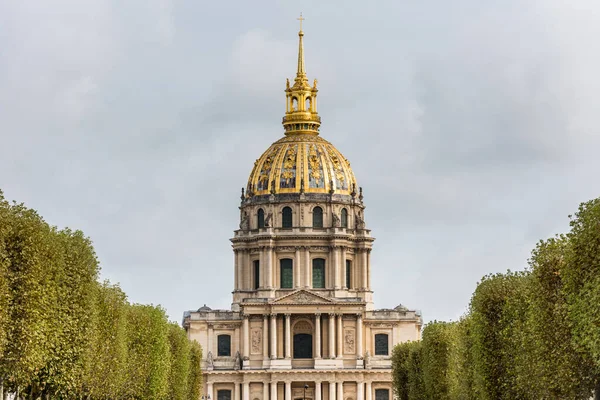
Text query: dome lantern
282 14 321 136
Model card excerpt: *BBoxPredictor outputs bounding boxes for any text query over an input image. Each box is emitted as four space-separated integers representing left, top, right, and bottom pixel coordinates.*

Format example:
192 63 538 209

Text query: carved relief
344 328 356 354
276 246 296 252
294 321 313 333
251 328 262 354
311 246 330 252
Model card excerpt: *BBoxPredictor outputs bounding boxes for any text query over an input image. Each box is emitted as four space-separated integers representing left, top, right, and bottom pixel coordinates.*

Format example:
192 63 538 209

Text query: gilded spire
296 13 306 79
282 14 321 136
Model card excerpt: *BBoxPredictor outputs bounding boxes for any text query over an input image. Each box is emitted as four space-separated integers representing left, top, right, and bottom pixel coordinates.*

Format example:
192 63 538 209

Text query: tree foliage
0 190 202 399
391 196 600 399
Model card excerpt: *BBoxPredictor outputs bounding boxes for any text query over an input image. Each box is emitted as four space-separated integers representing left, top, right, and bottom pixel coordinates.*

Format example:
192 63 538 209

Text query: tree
562 199 600 397
187 340 203 400
406 341 426 400
82 281 129 399
168 322 191 400
125 304 171 400
0 192 11 397
392 342 411 400
469 271 529 400
447 317 476 400
520 236 595 398
421 321 453 399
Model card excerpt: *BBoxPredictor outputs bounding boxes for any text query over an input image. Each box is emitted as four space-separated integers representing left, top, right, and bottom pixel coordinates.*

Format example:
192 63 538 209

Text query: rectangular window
375 389 389 400
253 260 260 290
217 335 231 357
218 390 232 400
375 333 389 355
312 258 325 289
346 260 352 289
280 259 293 288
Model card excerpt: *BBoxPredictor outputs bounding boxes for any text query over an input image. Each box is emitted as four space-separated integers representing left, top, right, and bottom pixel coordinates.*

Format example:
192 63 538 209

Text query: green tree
469 271 529 400
0 200 58 394
0 192 11 397
82 281 129 399
562 199 600 397
187 340 203 400
406 341 426 400
520 236 594 398
447 317 476 400
168 322 191 400
392 342 411 400
125 304 171 400
421 321 453 399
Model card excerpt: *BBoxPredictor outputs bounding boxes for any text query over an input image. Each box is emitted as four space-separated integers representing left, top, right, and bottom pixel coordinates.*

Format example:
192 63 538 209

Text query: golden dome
245 19 357 198
246 134 357 196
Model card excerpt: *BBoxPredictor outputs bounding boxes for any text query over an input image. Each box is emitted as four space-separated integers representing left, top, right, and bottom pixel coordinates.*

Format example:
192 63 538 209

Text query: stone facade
183 24 422 400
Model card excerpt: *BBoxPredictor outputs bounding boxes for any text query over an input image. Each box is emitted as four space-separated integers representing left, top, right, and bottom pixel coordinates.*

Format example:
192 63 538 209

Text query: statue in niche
332 212 341 227
239 211 249 231
355 212 365 229
364 350 371 369
234 351 241 370
264 212 273 227
206 351 214 368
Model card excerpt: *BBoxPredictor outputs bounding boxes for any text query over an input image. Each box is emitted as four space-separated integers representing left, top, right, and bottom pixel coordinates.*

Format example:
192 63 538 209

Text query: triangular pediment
271 289 335 305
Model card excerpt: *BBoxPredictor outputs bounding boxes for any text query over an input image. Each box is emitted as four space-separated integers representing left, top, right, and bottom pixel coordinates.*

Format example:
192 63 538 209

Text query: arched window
257 208 265 229
282 207 293 228
217 334 231 357
374 333 389 355
313 206 323 228
292 97 298 111
312 258 325 289
280 259 293 289
305 97 311 111
341 208 348 228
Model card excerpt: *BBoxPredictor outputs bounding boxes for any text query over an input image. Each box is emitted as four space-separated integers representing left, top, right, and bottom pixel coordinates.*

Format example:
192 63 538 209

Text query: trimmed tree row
392 197 600 399
0 191 202 399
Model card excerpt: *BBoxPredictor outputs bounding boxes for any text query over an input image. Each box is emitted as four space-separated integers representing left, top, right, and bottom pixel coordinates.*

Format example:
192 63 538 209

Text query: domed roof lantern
282 13 321 136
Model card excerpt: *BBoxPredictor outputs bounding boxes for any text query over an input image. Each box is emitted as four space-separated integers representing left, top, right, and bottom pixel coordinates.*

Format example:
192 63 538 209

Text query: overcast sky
1 1 599 323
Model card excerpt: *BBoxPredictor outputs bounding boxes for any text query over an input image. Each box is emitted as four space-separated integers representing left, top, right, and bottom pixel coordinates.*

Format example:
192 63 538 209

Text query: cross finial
297 12 305 31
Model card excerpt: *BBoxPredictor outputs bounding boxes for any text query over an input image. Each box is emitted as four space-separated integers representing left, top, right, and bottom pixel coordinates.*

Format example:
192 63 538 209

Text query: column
243 315 250 358
270 314 278 359
285 381 292 400
243 382 250 400
332 246 340 289
337 382 343 400
235 383 240 400
329 382 336 400
304 247 310 287
315 381 322 400
356 382 363 400
314 313 321 359
366 250 371 289
328 313 336 358
263 315 269 359
270 381 278 400
341 247 347 288
295 247 301 289
361 250 368 289
245 251 251 290
259 249 264 289
234 250 239 291
336 314 343 358
207 383 214 400
365 382 372 400
356 314 363 358
266 246 273 289
263 383 269 400
207 323 214 356
285 314 291 359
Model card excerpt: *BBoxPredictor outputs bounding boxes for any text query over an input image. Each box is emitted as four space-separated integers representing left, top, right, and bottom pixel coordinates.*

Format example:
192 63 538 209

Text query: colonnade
233 247 372 292
205 381 376 400
241 313 363 360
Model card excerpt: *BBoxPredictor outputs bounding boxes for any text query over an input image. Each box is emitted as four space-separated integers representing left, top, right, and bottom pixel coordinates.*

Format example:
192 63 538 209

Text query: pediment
271 290 335 305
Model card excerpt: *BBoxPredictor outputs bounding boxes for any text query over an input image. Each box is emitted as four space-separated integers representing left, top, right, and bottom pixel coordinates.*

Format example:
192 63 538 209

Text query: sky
1 1 599 323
